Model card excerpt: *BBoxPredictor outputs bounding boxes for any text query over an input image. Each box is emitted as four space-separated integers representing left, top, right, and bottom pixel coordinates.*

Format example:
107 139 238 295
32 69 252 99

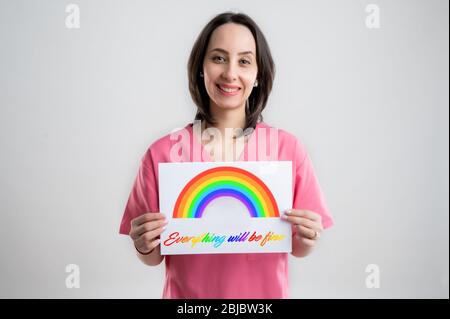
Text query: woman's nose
222 63 238 82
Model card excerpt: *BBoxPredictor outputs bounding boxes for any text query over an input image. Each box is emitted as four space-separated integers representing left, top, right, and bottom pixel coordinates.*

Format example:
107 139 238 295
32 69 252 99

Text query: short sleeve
293 139 333 229
119 148 160 235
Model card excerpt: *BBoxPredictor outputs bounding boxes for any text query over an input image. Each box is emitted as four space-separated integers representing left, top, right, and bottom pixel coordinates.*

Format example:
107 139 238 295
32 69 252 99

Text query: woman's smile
216 83 242 96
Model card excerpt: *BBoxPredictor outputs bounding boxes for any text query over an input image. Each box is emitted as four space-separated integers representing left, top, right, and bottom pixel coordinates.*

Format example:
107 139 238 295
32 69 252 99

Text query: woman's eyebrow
209 48 255 56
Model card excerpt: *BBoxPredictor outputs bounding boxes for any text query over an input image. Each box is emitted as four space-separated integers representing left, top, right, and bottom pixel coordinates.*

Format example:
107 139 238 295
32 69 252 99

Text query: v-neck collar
187 122 264 162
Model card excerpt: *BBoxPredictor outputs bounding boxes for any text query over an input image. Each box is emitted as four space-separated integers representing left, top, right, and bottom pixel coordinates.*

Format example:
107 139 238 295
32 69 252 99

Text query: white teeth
219 85 239 93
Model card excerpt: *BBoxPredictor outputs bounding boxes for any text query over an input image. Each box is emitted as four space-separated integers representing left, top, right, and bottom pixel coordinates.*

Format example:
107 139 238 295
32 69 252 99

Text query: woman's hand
281 209 323 247
129 213 168 254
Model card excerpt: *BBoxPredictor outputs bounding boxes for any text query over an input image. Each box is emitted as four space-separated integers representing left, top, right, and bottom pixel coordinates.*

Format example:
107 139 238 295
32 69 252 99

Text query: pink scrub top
119 122 333 298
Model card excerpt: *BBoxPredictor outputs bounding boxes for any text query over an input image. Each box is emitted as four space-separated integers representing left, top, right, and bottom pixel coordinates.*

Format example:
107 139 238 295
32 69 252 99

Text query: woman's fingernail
162 226 167 230
281 214 288 219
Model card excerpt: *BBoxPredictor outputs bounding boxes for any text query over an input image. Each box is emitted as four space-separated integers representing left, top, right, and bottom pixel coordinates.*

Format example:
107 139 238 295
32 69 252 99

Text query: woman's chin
213 101 245 111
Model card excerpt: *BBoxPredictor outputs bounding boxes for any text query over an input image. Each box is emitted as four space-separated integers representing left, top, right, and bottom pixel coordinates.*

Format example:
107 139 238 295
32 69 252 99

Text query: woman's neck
207 102 246 138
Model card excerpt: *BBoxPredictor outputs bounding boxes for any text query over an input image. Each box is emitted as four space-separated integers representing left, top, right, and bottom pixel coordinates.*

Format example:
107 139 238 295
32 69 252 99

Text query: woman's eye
240 59 251 65
212 56 225 63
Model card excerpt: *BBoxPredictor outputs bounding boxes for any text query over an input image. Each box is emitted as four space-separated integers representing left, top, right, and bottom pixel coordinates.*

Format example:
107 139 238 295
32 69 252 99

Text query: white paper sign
159 161 292 255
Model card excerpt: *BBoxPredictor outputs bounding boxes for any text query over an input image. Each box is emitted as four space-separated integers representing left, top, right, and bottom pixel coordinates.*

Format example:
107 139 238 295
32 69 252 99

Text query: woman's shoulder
257 121 302 145
142 123 193 161
151 123 191 148
258 121 308 162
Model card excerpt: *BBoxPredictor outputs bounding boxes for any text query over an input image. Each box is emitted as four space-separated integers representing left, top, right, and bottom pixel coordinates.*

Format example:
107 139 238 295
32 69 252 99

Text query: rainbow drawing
172 166 280 218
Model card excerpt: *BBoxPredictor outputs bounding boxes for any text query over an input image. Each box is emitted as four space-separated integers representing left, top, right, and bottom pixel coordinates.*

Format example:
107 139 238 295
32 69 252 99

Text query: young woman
119 12 333 298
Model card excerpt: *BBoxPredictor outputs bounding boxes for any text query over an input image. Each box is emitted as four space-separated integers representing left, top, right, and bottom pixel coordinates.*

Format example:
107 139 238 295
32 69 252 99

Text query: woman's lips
216 84 241 96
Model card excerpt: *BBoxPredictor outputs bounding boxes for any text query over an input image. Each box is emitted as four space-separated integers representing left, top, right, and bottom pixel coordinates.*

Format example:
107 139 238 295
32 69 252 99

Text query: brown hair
187 12 275 129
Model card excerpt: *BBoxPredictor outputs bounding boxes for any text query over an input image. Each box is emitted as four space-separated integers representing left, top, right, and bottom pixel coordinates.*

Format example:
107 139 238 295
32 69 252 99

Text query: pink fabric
119 122 333 298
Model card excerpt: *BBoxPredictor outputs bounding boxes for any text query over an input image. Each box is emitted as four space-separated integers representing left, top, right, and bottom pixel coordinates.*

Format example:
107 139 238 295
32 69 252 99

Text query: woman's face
202 23 258 112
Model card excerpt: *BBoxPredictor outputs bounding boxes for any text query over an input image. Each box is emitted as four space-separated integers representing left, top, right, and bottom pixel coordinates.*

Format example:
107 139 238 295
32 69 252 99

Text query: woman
119 12 333 298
